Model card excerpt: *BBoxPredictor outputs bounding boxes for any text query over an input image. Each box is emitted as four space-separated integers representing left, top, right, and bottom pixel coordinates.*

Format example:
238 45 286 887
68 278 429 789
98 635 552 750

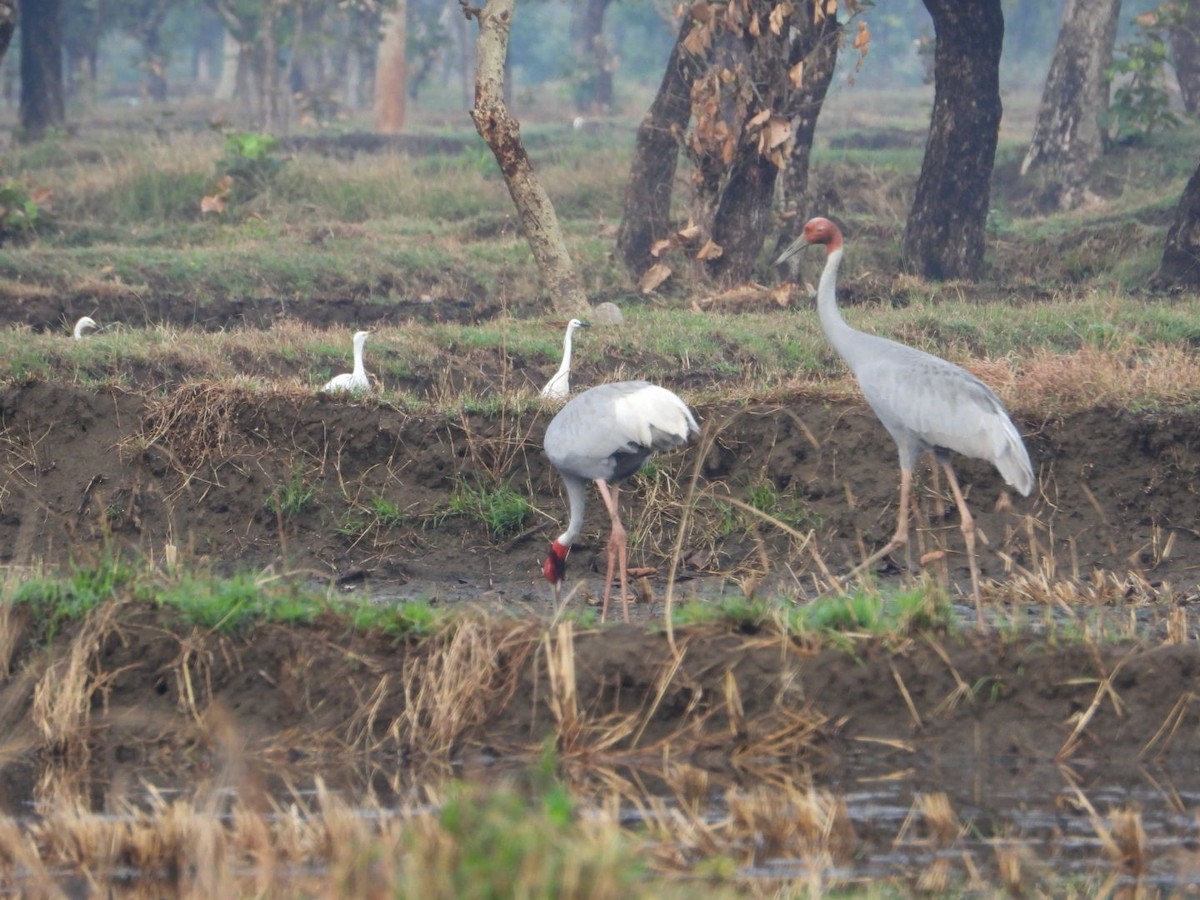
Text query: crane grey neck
816 245 870 367
556 474 588 546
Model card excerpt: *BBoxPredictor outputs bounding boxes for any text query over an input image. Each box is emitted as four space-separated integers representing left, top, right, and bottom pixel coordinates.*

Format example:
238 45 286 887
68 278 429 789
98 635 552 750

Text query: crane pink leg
594 479 631 623
850 467 913 578
940 462 985 631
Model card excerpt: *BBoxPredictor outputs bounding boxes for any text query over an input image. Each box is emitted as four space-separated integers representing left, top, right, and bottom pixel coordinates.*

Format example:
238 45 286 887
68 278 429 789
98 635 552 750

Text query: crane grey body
540 318 589 402
543 380 698 621
776 217 1033 625
322 330 371 394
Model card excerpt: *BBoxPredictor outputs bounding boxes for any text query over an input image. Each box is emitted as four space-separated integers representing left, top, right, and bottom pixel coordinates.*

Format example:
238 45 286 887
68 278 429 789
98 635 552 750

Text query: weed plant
435 478 531 538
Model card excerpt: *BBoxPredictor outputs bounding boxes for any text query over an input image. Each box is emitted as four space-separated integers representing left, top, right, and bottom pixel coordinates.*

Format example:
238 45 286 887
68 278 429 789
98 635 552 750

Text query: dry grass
30 600 125 758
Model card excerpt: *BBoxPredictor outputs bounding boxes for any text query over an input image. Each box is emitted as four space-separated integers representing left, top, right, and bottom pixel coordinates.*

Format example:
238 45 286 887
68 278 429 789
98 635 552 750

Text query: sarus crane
542 380 698 622
776 217 1033 627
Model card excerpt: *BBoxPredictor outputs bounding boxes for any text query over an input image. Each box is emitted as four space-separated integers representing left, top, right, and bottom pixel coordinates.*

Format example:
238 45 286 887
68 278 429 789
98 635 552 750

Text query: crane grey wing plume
855 344 1034 496
544 381 697 481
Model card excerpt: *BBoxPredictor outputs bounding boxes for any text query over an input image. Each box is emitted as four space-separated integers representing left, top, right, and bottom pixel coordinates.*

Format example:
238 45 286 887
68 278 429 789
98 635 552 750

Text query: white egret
73 316 99 340
321 330 371 394
540 318 589 402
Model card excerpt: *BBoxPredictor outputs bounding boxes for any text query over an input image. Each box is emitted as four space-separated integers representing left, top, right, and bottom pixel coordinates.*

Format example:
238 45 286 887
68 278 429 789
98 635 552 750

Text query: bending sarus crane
542 380 699 622
776 217 1033 626
322 330 371 394
540 318 589 402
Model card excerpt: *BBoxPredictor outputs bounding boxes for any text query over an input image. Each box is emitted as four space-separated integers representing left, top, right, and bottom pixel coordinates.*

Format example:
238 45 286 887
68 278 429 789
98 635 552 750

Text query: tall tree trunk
214 29 239 102
902 0 1003 281
0 1 15 69
1020 0 1120 212
1150 159 1200 289
688 2 793 285
141 19 169 103
777 1 841 240
464 0 589 315
19 0 65 141
616 13 704 278
259 0 283 132
375 3 407 133
1170 0 1200 115
569 0 613 115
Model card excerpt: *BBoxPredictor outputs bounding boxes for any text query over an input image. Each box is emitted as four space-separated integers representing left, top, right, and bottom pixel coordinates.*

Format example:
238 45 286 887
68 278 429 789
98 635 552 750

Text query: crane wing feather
545 381 698 483
856 347 1033 495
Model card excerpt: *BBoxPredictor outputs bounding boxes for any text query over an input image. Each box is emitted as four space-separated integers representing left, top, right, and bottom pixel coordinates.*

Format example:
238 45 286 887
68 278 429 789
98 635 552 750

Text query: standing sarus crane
542 380 699 622
540 318 589 402
776 217 1034 627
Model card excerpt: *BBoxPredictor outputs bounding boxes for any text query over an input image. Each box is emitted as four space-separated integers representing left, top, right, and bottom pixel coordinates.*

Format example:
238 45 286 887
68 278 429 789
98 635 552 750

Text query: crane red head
775 216 843 265
542 540 569 597
803 217 842 249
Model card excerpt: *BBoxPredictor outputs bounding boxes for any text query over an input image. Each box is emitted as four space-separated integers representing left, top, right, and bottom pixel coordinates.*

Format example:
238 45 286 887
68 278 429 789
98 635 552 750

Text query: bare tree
776 2 841 234
20 0 65 141
616 12 705 278
569 0 614 115
619 2 842 287
375 1 407 133
1020 0 1121 212
1151 159 1200 289
902 0 1003 281
0 0 14 66
462 0 589 315
1169 0 1200 114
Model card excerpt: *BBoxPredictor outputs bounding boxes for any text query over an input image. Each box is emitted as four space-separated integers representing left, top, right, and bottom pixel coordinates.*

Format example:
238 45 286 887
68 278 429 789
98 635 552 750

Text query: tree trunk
777 1 841 241
1020 0 1120 212
688 2 794 284
902 0 1003 281
569 0 613 115
1150 160 1200 289
616 13 704 278
19 0 65 141
140 16 169 103
1170 1 1200 115
259 0 283 132
465 0 589 316
0 1 16 70
214 29 239 102
375 2 407 133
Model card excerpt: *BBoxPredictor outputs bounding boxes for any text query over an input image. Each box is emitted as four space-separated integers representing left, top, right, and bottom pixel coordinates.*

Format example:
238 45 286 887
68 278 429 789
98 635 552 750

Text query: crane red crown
542 540 569 584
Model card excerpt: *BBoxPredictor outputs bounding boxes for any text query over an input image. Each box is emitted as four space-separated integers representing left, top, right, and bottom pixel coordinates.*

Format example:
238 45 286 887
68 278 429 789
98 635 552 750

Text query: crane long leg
940 461 985 631
594 479 631 623
848 467 914 579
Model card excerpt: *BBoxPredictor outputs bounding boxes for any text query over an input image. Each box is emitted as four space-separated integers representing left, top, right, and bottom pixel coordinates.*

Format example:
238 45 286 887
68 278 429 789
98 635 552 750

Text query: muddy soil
2 369 1199 859
0 379 1197 606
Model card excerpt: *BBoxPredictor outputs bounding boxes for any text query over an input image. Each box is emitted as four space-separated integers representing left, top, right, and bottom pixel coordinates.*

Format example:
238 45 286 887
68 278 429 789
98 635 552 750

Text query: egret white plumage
776 217 1033 626
540 318 589 402
73 316 99 340
321 330 371 394
543 380 699 622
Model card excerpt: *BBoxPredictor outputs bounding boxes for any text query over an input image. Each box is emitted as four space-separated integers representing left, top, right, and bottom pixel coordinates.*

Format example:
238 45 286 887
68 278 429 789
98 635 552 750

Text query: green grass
9 554 136 640
156 572 320 632
265 468 318 521
434 479 532 539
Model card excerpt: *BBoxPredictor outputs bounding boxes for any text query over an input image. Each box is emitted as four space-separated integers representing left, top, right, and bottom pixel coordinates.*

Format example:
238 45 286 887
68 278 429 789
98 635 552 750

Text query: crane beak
774 235 807 266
